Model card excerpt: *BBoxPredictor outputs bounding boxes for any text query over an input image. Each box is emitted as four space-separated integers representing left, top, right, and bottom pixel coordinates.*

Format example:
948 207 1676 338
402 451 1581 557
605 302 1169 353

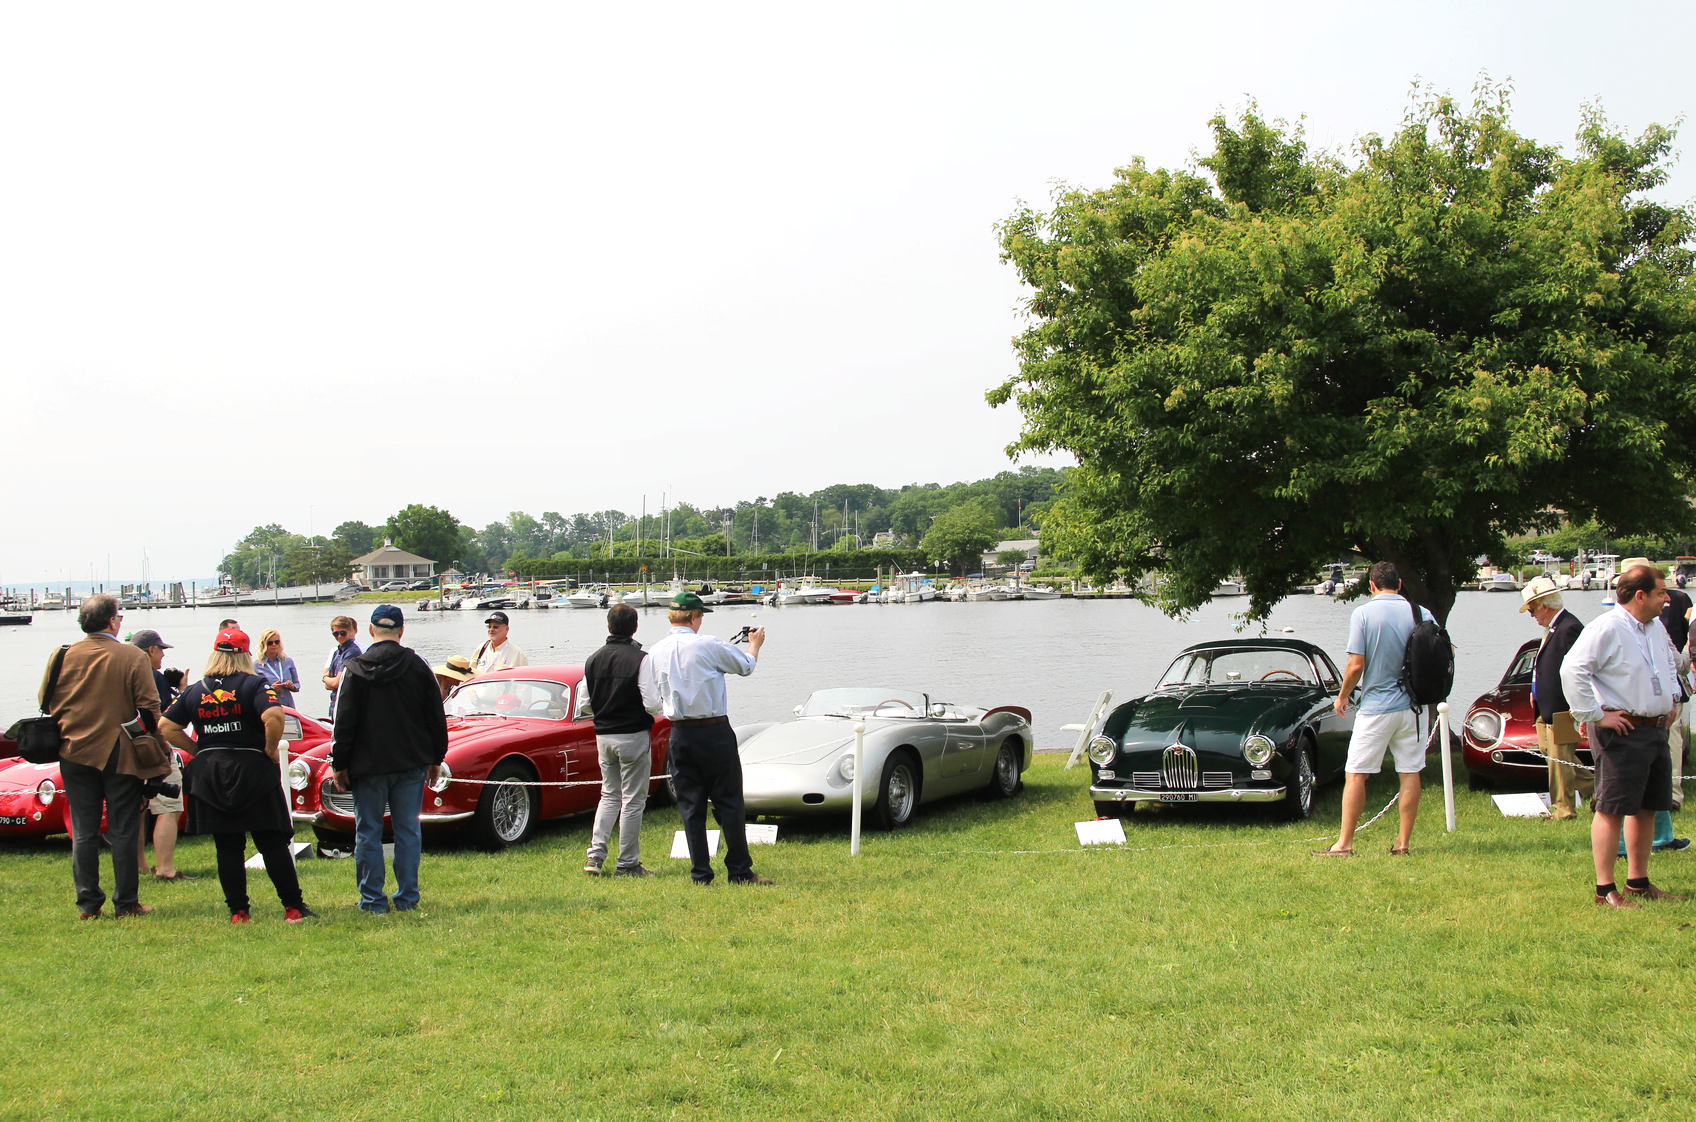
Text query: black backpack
1401 597 1454 708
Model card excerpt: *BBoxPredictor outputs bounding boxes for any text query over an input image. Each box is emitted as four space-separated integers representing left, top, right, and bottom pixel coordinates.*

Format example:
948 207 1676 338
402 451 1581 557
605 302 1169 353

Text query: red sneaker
285 906 317 924
230 910 251 925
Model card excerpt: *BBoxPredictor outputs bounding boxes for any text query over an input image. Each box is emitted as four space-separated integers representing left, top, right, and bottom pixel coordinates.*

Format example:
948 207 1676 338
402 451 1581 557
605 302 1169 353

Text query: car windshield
1503 646 1536 685
447 679 572 721
1158 648 1320 688
798 688 929 718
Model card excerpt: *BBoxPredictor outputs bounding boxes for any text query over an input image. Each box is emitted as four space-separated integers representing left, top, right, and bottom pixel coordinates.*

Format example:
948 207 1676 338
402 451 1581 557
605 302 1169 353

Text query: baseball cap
130 629 171 650
669 590 713 613
1518 576 1561 612
214 626 250 653
371 604 405 630
484 611 510 625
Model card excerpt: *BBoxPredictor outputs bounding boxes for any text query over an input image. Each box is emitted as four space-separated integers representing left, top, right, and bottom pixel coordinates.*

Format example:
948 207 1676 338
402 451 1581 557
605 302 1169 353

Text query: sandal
1310 847 1354 857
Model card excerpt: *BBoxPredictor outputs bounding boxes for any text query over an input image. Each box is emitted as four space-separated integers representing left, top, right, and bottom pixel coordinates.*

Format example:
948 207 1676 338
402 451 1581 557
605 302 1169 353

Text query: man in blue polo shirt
1315 561 1433 857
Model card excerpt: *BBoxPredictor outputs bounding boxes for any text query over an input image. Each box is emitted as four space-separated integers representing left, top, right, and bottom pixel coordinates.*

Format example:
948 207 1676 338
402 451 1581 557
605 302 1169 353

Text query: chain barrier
1505 744 1692 782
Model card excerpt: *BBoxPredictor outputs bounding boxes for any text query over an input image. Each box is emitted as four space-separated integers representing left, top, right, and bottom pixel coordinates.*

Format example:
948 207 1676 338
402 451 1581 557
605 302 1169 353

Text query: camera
141 774 181 801
162 668 185 689
731 625 754 644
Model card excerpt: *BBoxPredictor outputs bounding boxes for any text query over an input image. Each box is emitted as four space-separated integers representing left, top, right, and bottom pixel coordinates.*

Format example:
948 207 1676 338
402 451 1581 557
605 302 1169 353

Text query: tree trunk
1369 531 1457 626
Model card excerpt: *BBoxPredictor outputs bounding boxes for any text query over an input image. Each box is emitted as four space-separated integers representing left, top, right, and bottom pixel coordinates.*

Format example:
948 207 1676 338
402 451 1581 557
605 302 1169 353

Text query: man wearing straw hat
1521 576 1590 819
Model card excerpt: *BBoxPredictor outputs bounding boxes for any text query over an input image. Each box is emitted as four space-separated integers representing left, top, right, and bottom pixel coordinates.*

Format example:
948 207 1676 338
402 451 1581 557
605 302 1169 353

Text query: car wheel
472 760 539 850
1281 740 1316 821
987 739 1022 798
871 751 920 831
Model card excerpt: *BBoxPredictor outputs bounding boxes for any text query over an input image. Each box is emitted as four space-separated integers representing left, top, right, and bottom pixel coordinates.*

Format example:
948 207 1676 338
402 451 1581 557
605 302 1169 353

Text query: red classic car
0 707 332 841
293 665 672 850
1462 638 1592 789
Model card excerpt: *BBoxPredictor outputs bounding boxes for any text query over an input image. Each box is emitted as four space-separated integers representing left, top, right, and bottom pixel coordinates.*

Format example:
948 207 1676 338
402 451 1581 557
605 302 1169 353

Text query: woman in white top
472 612 528 675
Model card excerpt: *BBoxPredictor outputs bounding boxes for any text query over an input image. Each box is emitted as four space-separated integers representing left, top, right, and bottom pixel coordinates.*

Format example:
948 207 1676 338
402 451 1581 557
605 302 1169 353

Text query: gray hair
77 593 120 634
1539 591 1564 611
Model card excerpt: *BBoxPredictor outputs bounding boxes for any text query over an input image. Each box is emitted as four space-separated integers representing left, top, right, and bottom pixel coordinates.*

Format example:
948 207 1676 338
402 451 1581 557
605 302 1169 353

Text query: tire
472 760 539 850
987 739 1023 798
1280 740 1317 821
871 751 921 831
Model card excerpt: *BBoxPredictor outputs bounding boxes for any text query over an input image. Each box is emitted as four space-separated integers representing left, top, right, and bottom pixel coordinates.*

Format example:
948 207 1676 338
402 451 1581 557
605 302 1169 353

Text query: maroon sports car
1461 639 1592 790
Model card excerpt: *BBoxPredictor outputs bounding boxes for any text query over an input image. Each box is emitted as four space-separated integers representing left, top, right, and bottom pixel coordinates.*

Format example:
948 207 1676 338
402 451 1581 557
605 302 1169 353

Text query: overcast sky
3 1 1691 585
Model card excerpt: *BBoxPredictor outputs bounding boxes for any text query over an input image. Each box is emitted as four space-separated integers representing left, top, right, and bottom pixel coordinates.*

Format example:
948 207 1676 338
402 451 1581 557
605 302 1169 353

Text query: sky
3 1 1693 586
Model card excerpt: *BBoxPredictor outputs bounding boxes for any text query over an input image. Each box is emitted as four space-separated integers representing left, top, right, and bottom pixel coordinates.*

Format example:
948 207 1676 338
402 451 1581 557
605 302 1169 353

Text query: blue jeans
352 768 426 911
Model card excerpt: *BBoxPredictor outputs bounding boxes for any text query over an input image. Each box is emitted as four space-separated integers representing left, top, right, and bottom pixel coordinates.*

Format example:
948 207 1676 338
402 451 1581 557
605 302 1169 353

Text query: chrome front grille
1202 772 1232 789
319 779 384 817
1161 744 1199 790
1132 771 1162 788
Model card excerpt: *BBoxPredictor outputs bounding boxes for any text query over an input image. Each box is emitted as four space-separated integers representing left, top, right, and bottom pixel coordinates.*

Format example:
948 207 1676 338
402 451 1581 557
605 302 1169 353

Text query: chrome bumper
302 809 475 824
1090 784 1285 803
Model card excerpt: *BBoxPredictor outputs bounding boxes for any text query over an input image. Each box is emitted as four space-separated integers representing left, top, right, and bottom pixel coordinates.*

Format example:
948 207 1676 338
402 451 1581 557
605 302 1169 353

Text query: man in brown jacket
44 594 167 918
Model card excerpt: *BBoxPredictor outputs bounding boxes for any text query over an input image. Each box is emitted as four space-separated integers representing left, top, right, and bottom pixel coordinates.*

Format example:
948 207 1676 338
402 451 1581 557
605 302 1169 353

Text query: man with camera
129 629 196 882
639 591 770 886
44 594 169 919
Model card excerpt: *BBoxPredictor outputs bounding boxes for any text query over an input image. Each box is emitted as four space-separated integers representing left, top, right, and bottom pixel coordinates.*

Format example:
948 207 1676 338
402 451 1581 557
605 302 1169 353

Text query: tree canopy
923 502 1003 575
991 85 1696 623
386 504 461 568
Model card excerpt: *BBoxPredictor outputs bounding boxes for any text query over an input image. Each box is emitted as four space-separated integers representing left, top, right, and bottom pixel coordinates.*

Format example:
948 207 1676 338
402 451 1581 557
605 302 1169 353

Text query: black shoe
1654 837 1692 852
613 864 653 878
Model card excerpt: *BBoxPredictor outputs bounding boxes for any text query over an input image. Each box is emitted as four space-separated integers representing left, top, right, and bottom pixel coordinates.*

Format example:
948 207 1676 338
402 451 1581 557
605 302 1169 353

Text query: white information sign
671 829 720 858
745 823 779 845
1492 792 1553 818
243 842 314 869
1075 818 1127 846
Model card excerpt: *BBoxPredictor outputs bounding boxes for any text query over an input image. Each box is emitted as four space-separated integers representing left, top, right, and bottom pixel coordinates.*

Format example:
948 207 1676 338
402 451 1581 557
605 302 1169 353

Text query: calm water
0 589 1623 747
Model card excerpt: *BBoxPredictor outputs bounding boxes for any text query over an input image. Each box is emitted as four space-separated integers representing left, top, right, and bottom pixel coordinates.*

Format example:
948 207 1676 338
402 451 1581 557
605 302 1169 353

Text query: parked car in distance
1086 639 1354 820
1461 638 1589 790
375 580 412 591
294 665 672 850
406 579 435 591
734 687 1032 829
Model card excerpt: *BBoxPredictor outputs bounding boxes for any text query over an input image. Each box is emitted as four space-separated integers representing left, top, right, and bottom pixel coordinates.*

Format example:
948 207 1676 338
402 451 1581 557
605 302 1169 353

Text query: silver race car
735 687 1033 828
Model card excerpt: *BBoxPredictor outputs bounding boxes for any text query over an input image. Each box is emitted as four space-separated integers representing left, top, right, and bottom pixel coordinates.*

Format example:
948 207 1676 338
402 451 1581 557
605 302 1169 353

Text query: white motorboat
1021 586 1061 600
562 588 607 608
886 573 939 603
1479 571 1520 593
772 579 836 606
1212 578 1247 597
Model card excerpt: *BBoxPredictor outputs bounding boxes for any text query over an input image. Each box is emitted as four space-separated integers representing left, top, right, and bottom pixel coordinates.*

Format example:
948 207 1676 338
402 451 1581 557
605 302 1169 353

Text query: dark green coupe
1087 639 1353 820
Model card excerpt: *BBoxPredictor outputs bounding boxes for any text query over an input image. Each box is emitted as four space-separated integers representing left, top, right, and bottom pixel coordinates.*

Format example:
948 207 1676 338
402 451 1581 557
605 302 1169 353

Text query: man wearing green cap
639 591 770 885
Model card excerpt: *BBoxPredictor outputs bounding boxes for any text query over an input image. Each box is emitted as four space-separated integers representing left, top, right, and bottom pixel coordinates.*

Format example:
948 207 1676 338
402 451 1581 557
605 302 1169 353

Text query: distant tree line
217 467 1069 586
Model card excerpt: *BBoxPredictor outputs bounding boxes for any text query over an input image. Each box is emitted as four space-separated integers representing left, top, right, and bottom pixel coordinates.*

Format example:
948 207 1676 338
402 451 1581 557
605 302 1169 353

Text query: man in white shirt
639 591 770 886
472 611 529 676
1561 564 1684 908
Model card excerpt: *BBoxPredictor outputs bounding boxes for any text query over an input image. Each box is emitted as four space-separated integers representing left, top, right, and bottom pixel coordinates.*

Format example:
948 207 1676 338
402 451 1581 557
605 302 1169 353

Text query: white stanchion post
1064 691 1113 769
1437 702 1456 832
850 723 864 857
279 739 290 801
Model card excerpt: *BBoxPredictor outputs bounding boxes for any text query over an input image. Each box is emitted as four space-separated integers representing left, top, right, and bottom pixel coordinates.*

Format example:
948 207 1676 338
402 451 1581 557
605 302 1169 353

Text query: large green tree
922 501 1003 575
385 504 462 568
991 87 1696 623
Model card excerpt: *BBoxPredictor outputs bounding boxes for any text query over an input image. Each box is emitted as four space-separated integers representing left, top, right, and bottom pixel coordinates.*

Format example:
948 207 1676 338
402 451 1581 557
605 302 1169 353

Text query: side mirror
793 704 804 716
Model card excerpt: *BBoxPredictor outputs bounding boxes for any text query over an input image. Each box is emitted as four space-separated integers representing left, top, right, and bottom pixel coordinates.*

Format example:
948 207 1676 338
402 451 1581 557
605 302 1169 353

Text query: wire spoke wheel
473 761 539 849
491 780 531 842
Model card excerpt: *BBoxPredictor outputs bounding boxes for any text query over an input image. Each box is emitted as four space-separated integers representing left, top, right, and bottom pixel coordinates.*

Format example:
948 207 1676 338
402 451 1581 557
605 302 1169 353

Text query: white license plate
1158 793 1197 803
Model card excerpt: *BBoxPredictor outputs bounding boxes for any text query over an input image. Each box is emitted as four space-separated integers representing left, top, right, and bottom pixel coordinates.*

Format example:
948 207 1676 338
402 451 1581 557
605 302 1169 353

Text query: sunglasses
332 629 349 638
266 640 281 646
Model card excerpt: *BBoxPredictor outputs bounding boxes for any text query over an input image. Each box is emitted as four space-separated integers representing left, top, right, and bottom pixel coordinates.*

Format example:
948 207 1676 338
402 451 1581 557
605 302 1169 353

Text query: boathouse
352 541 436 584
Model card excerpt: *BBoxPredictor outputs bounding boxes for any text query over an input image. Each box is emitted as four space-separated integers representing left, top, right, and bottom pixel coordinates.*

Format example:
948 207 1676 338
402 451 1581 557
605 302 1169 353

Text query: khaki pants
1538 716 1592 819
1669 714 1686 811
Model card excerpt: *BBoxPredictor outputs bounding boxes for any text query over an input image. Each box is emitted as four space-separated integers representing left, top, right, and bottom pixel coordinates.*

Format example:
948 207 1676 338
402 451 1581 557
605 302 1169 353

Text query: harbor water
0 588 1631 747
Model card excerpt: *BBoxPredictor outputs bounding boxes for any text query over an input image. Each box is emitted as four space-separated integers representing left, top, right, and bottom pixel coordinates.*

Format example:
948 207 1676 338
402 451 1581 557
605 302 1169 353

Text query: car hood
1112 687 1312 751
739 719 861 766
442 717 544 759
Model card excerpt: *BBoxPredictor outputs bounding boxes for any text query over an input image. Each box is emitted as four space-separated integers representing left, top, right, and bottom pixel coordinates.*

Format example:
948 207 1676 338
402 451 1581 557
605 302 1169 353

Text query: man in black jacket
1522 577 1590 819
582 604 656 876
329 605 448 913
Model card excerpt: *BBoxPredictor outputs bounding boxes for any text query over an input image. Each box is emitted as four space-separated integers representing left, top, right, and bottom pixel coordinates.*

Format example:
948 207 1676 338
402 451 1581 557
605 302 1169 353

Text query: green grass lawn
2 754 1692 1121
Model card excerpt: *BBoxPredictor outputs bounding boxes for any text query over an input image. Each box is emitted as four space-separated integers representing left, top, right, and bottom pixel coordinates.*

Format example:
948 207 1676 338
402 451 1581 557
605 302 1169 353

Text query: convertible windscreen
447 679 572 720
1158 649 1320 688
798 688 929 718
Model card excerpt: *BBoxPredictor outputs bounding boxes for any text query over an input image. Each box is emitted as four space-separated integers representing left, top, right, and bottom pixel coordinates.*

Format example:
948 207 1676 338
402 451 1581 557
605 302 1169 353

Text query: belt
671 715 729 726
1624 714 1670 728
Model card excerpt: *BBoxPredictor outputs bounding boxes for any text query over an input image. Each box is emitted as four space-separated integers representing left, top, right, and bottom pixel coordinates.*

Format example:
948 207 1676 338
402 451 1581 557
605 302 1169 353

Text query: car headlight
36 779 56 807
836 754 855 782
287 759 311 791
1087 736 1118 766
1467 710 1502 747
1243 735 1275 767
429 762 452 793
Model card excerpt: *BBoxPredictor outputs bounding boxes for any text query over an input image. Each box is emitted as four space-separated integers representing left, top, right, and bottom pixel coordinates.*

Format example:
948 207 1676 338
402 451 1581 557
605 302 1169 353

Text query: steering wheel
874 697 917 712
1259 669 1303 681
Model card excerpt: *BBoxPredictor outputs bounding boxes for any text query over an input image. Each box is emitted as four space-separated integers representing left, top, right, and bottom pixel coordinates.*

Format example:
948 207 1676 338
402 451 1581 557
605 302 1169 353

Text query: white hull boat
1021 586 1061 600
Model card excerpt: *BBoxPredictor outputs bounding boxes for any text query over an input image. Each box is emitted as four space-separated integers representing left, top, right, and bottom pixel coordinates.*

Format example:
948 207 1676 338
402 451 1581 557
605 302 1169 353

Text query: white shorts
1346 709 1425 774
148 762 184 815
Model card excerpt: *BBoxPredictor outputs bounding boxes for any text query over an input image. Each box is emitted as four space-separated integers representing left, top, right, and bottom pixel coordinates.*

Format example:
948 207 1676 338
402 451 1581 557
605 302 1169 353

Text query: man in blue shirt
320 615 362 718
1315 561 1433 857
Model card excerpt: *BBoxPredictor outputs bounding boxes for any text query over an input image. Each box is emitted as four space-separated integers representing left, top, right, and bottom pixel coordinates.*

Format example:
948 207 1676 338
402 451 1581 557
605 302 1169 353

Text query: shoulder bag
6 646 70 763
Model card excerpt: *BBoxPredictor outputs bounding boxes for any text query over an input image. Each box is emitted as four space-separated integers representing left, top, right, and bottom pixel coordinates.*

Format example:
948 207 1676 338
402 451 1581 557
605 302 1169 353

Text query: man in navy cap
328 605 449 913
639 591 771 885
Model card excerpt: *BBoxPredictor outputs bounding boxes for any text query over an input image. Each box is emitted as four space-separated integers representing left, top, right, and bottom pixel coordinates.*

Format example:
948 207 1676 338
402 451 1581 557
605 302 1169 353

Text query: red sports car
1461 639 1592 789
294 665 673 850
0 707 332 841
